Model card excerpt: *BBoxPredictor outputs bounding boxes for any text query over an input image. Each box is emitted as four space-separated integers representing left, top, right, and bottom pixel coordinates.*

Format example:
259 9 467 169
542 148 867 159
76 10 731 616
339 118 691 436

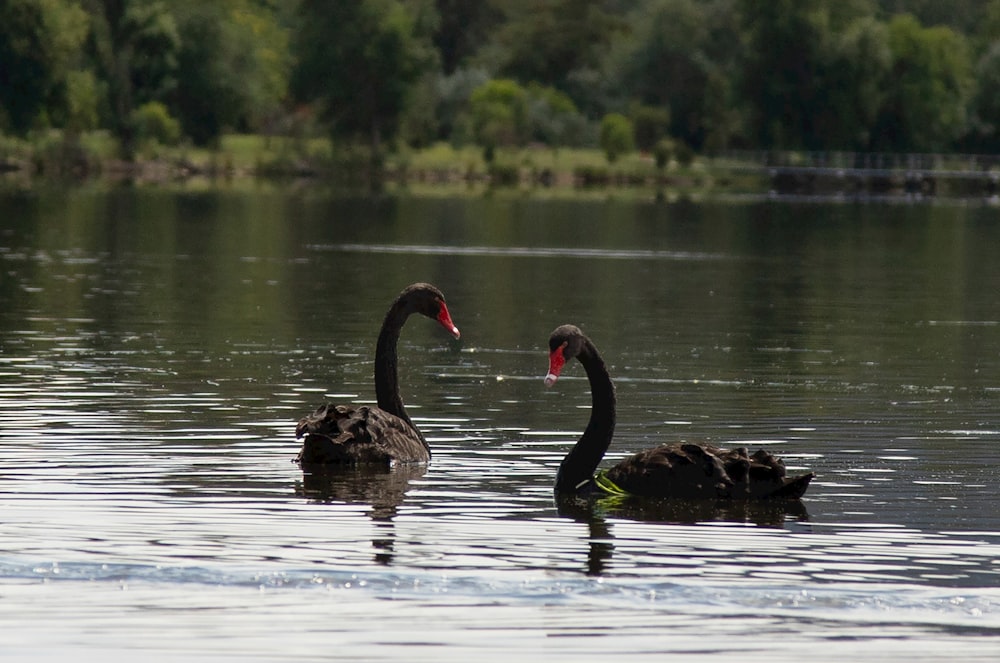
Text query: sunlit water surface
1 188 999 661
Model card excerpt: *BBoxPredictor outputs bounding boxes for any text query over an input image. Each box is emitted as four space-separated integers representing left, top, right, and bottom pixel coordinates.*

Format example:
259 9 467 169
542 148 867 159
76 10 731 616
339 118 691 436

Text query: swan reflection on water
556 493 810 576
556 492 810 527
295 464 426 565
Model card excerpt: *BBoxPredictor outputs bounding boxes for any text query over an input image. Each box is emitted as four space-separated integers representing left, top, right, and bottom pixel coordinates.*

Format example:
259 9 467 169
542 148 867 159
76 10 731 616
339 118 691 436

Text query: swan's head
402 283 461 339
544 324 586 386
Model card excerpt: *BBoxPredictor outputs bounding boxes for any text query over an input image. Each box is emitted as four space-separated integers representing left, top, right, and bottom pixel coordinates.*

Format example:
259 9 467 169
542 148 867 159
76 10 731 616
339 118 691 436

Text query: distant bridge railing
712 150 1000 171
711 151 1000 196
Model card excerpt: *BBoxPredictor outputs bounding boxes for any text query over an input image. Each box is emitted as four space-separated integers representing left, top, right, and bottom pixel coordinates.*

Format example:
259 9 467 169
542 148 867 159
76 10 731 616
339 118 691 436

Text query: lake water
1 185 999 661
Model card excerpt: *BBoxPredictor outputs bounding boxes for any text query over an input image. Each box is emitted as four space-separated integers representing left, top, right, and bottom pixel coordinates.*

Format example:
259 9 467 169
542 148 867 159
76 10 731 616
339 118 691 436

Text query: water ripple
309 242 728 261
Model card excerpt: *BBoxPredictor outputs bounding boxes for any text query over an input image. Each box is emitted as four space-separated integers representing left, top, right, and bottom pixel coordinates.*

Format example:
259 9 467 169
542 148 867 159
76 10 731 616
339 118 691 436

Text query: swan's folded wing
295 404 429 465
603 444 733 499
602 444 812 501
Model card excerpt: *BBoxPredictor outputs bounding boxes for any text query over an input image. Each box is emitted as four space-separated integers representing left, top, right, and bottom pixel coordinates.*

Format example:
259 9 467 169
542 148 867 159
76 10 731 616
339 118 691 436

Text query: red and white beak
544 343 567 387
436 301 461 339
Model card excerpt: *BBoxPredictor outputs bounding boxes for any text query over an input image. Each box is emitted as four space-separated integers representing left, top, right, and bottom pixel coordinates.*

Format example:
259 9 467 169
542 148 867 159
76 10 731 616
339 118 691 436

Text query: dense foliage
4 0 1000 158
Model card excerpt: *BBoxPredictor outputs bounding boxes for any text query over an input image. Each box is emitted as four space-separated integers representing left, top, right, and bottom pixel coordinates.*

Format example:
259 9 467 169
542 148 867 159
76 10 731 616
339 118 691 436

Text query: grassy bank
0 131 762 195
7 131 1000 199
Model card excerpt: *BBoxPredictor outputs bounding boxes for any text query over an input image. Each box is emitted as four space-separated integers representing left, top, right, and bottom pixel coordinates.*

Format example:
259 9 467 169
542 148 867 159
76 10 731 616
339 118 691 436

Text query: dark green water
1 187 999 660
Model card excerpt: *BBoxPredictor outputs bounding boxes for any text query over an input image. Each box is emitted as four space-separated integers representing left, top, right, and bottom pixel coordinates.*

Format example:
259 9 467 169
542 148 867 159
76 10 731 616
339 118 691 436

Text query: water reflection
556 493 810 528
296 464 426 565
4 189 1000 660
556 493 810 575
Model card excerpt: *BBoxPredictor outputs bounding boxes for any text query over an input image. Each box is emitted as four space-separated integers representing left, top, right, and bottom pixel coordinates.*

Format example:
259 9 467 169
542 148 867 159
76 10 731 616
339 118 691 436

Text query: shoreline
3 135 1000 200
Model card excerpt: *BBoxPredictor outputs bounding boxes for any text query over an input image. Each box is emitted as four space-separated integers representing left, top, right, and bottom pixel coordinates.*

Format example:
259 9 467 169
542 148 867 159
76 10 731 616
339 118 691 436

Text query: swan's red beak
436 302 461 339
544 343 567 387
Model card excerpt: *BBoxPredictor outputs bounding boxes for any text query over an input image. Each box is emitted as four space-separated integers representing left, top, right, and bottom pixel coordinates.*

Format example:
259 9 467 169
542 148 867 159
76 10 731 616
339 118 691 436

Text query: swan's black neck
555 337 616 493
374 298 429 451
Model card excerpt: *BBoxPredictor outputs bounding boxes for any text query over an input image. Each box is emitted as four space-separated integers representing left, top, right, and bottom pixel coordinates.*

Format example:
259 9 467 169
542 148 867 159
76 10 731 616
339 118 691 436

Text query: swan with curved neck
295 283 460 466
544 324 813 500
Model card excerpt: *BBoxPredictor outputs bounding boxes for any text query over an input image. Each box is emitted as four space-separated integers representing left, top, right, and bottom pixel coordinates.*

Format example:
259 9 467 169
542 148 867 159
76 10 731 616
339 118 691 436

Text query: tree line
4 0 1000 164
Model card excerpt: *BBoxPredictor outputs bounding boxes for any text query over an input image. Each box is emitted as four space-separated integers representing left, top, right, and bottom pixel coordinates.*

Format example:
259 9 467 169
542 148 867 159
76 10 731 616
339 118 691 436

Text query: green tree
599 112 633 162
433 0 504 74
631 105 671 152
877 0 985 36
701 68 744 152
526 83 586 146
172 0 290 147
292 0 436 157
617 0 711 149
63 69 101 132
738 0 834 150
0 0 88 134
979 0 1000 44
971 41 1000 150
818 17 891 150
432 67 490 144
484 0 625 99
131 100 181 146
872 14 973 152
693 1 746 151
738 0 879 150
467 78 529 155
84 0 180 155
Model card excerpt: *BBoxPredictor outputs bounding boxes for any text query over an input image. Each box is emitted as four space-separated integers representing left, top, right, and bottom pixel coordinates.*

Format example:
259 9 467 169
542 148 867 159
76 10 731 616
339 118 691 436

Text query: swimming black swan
295 283 460 466
543 324 814 500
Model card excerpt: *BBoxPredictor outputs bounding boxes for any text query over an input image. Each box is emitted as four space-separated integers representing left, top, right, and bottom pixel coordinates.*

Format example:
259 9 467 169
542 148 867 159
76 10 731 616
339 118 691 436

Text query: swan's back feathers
603 444 733 499
602 444 814 500
295 403 430 466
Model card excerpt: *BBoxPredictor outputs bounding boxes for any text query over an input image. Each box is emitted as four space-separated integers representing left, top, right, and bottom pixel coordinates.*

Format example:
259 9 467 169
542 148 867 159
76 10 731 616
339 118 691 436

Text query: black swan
295 283 460 466
544 324 814 500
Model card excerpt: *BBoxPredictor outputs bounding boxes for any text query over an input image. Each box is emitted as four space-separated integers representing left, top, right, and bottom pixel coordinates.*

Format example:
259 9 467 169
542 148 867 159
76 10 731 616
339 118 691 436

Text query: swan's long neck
374 300 428 448
555 338 616 492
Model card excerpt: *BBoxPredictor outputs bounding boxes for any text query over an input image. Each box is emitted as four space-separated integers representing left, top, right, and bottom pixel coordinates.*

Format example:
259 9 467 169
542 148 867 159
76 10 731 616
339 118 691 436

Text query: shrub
131 102 182 146
574 164 610 187
468 79 529 151
526 83 587 147
599 113 634 163
674 141 695 167
488 162 519 186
